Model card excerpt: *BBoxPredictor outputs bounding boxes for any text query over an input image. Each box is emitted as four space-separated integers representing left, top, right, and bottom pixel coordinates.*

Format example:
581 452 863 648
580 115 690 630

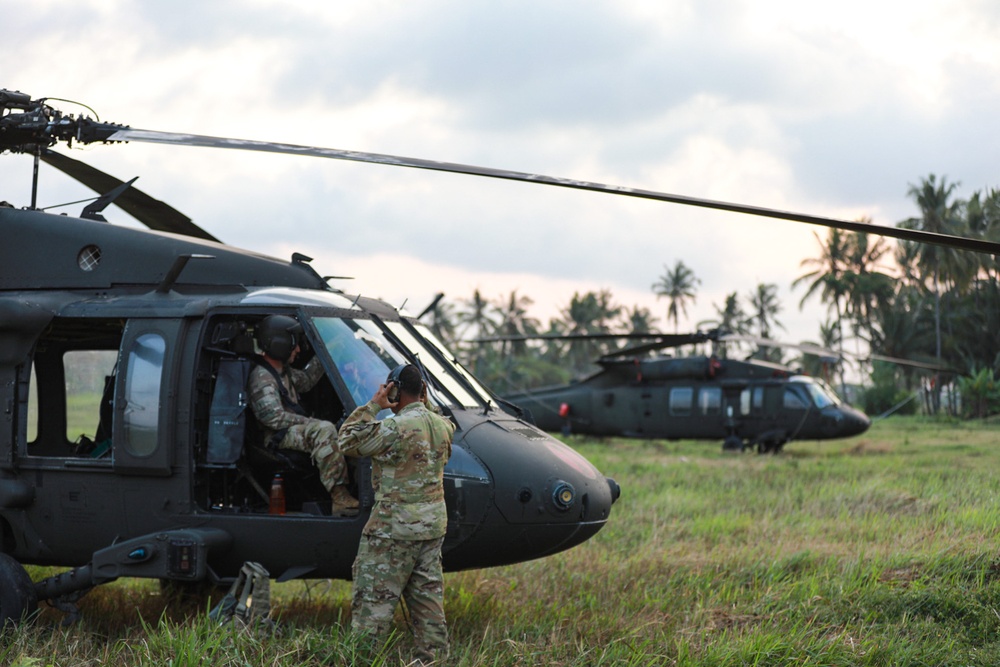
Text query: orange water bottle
269 473 286 515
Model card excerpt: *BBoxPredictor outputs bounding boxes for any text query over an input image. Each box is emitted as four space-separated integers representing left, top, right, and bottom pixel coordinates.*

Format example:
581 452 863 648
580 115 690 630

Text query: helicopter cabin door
112 319 183 476
740 383 785 438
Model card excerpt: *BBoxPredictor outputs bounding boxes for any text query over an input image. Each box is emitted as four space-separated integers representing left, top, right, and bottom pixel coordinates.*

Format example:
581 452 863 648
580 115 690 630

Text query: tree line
421 174 1000 419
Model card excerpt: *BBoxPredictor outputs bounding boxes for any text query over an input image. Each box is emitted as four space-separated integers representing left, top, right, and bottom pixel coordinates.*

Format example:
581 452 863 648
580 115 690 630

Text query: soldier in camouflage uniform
337 363 455 665
248 315 358 513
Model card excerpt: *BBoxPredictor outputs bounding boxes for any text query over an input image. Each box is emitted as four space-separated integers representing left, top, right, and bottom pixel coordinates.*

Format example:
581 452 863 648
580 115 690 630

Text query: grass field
5 415 1000 666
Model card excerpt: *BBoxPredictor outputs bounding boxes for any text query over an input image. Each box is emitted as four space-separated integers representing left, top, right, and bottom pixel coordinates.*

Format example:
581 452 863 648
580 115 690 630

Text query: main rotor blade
866 353 956 373
721 333 957 373
107 128 1000 256
474 331 715 362
40 149 220 242
719 334 841 360
473 331 710 345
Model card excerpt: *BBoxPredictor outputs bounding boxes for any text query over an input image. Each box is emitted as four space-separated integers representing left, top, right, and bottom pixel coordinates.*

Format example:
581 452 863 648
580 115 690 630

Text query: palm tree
652 260 700 333
966 188 1000 287
792 227 850 354
622 305 658 335
869 289 936 393
703 292 748 358
842 225 895 350
747 282 784 361
494 290 540 357
812 317 845 385
457 289 499 340
555 290 623 375
899 174 971 412
457 288 500 377
899 174 970 361
712 292 748 334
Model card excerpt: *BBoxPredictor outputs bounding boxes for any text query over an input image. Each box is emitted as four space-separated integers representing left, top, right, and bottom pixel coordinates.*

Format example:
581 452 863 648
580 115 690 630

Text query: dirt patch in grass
845 439 895 455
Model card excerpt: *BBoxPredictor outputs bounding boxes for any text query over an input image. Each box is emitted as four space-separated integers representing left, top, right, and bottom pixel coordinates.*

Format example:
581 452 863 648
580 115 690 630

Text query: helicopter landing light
127 547 153 562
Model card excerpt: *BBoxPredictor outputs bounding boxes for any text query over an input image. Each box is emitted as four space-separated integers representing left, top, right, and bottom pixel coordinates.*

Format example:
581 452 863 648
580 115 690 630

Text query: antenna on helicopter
418 292 445 320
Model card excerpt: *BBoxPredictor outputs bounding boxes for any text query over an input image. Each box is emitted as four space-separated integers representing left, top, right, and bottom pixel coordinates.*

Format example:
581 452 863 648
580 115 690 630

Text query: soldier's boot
331 485 360 515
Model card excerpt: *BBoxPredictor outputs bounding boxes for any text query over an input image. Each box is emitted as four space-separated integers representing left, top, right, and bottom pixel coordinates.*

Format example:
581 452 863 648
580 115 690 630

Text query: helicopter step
33 528 233 601
27 527 231 624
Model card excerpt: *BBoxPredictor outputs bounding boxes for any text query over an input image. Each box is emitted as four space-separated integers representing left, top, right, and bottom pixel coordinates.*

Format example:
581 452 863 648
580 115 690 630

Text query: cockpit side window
807 381 837 408
783 386 809 410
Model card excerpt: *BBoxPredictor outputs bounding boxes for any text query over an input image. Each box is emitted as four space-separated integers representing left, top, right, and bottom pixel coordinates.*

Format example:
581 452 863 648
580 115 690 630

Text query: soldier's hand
373 383 398 410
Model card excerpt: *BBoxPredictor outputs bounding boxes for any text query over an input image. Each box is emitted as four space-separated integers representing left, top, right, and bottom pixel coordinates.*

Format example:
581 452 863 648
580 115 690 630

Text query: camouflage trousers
351 534 448 664
277 419 348 492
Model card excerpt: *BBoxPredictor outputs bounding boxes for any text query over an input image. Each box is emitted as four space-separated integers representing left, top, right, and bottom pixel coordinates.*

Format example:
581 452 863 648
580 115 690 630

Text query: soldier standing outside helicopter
248 315 358 514
337 363 454 665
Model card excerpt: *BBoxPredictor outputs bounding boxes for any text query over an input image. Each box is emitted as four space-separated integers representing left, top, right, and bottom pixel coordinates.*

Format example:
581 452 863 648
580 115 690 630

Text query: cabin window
698 387 721 415
21 317 124 459
740 388 751 415
122 333 165 457
669 387 693 416
26 366 38 443
63 350 118 444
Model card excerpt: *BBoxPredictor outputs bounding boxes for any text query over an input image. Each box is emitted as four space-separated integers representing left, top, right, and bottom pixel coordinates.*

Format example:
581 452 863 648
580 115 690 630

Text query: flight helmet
256 315 303 362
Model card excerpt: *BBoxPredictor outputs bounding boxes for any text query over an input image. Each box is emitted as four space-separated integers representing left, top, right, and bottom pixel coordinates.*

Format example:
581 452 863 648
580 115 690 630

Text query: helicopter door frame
112 318 183 476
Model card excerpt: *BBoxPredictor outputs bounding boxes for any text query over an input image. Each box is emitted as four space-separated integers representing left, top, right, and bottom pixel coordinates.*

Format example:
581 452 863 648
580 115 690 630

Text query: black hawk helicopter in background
495 330 873 452
1 88 997 627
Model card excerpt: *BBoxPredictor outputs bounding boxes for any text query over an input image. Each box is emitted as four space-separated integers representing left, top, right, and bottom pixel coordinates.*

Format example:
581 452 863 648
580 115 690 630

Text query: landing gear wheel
0 553 38 628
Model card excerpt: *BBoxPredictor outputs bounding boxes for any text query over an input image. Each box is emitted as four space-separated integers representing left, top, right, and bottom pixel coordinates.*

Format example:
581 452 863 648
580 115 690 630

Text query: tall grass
7 416 1000 665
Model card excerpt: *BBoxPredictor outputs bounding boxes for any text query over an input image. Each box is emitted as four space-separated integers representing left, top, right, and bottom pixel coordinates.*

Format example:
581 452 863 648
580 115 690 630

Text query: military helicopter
2 89 997 629
0 89 623 626
494 330 873 452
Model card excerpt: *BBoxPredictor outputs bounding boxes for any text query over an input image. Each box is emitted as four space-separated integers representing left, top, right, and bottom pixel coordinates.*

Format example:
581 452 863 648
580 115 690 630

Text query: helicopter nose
606 477 622 504
443 413 618 570
843 405 872 436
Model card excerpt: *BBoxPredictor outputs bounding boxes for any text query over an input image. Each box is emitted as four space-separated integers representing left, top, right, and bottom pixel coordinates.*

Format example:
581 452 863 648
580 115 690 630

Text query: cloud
4 0 999 354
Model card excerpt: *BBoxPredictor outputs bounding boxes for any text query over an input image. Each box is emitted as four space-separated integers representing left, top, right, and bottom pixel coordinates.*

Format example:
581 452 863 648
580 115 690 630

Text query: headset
385 364 407 403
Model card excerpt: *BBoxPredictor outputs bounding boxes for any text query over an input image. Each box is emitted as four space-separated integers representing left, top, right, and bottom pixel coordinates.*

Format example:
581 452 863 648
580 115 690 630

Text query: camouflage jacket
338 399 454 540
247 358 324 445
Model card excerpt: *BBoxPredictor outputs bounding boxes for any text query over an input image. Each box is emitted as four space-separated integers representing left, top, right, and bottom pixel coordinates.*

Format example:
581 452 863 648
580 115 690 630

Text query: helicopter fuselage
0 206 619 602
506 354 871 452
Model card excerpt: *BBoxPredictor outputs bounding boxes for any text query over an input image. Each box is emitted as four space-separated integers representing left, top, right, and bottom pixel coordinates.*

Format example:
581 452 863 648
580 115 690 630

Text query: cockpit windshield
311 316 490 410
413 323 493 401
312 317 404 408
384 321 489 409
791 375 840 408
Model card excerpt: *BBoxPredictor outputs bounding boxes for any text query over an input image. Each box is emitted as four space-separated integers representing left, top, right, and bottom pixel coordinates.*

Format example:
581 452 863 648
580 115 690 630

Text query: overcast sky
5 0 1000 349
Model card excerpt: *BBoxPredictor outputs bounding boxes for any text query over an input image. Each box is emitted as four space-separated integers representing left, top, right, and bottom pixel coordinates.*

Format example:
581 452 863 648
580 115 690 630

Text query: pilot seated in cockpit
247 315 359 515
